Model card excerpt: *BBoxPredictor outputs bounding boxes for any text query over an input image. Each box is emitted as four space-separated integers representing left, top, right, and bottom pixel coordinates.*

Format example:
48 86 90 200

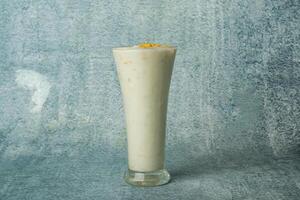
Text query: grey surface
1 149 300 200
0 0 300 199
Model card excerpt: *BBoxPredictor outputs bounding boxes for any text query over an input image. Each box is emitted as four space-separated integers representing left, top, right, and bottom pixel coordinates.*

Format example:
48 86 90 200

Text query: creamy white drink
113 43 176 184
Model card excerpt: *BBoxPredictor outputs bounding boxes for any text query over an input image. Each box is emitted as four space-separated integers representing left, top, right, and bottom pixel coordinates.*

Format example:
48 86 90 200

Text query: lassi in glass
113 43 176 186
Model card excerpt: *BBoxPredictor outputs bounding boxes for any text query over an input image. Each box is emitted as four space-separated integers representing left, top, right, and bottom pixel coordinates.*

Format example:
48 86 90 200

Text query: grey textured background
1 0 300 199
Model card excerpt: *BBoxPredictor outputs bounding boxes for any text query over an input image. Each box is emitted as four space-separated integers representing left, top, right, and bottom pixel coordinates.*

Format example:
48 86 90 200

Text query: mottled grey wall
1 0 299 164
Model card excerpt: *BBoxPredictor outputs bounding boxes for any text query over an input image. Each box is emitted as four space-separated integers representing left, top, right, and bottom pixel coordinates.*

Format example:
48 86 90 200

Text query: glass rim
112 46 176 51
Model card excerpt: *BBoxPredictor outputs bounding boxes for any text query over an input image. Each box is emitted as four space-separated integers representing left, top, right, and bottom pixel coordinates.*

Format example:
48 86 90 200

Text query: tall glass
113 46 176 186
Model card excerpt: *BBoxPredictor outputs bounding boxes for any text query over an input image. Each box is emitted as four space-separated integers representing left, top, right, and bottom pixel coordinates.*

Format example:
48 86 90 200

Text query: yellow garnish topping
138 43 162 48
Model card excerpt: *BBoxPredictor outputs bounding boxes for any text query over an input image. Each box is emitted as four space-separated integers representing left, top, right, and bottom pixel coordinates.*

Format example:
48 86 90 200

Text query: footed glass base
124 169 171 187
